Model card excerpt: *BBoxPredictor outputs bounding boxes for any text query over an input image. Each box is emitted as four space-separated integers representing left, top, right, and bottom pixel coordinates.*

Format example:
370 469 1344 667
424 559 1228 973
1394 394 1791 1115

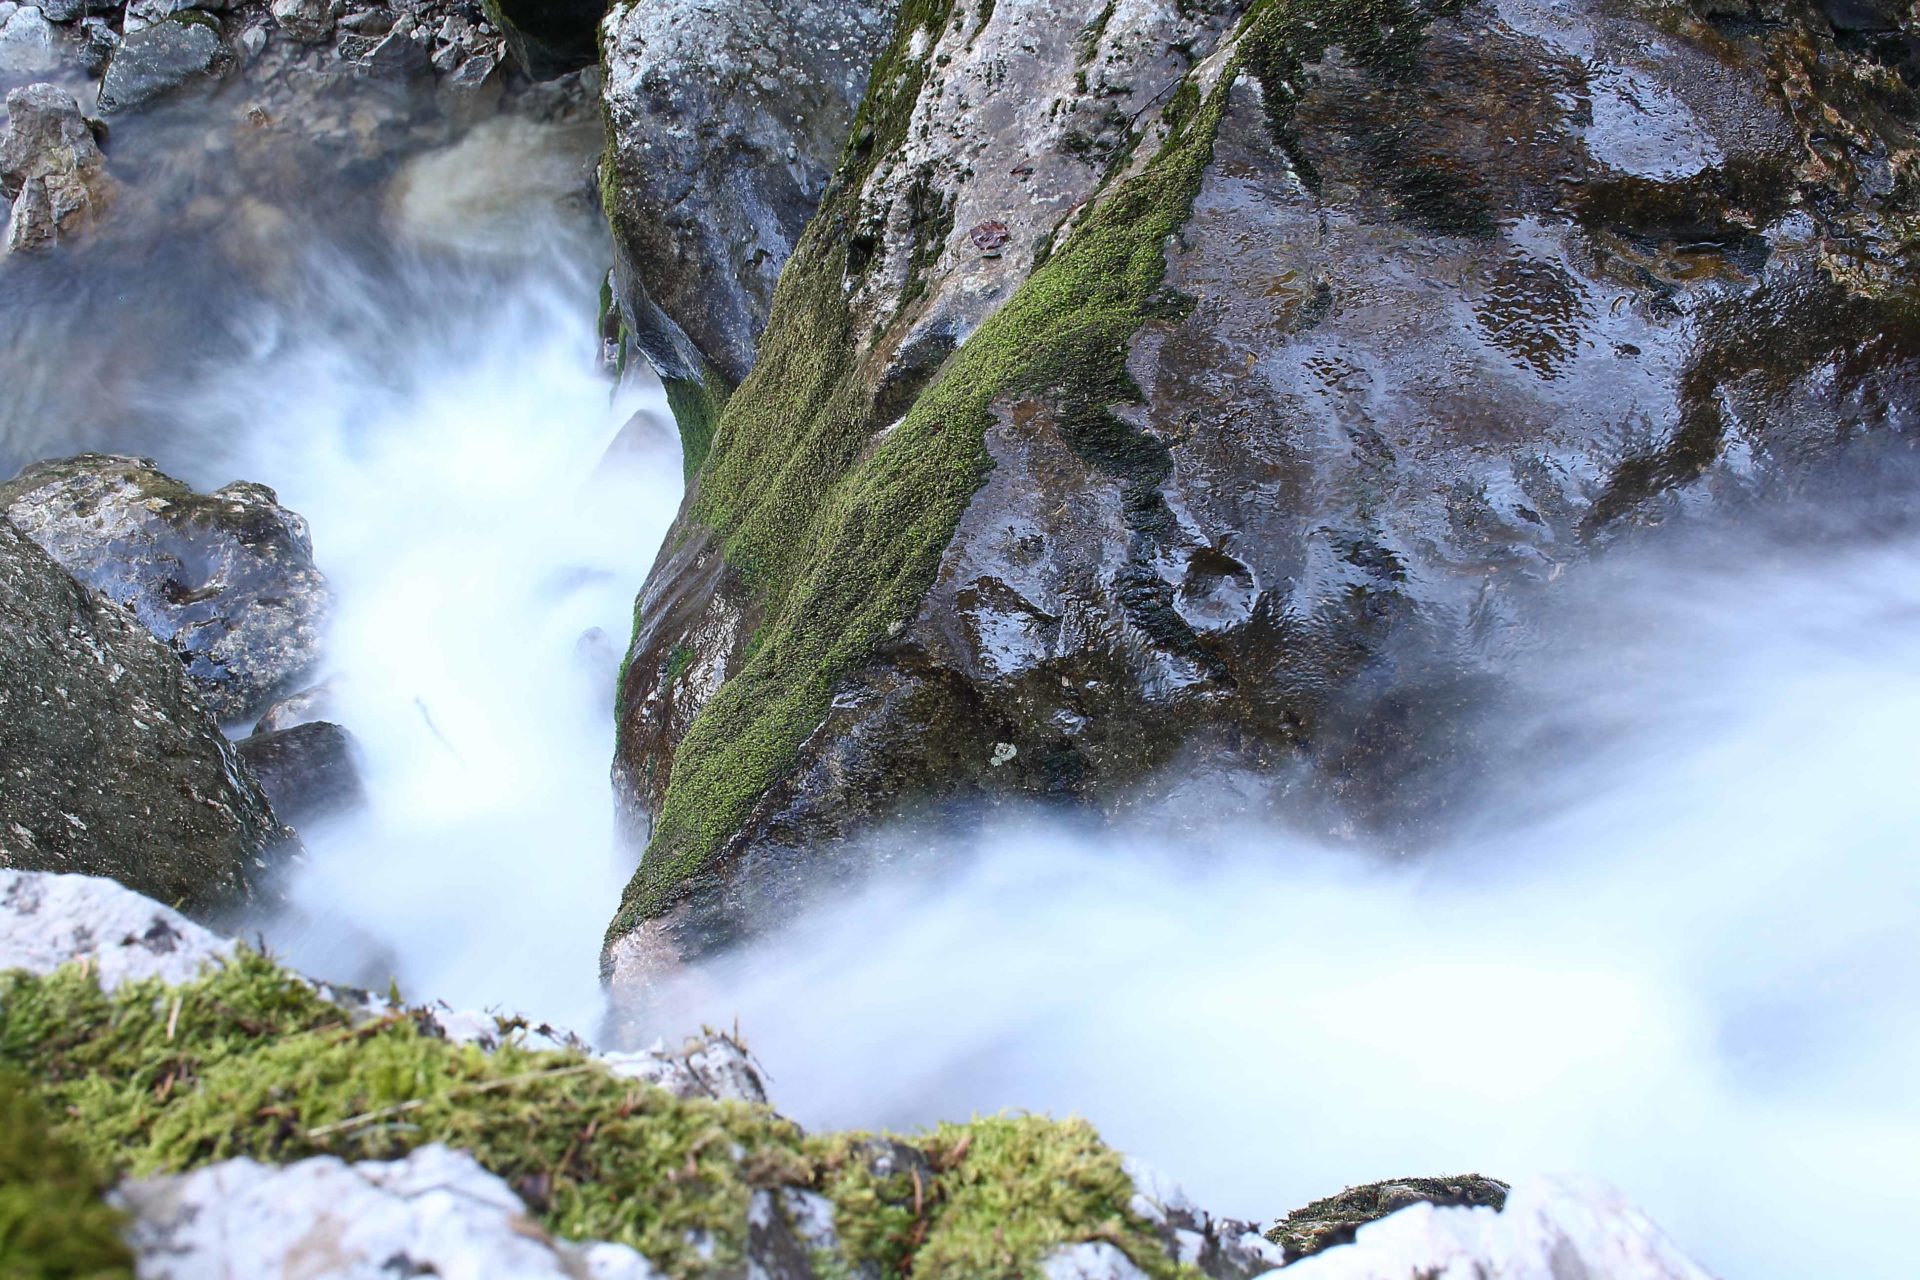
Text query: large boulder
0 81 109 254
606 0 1920 976
1 454 330 724
0 519 292 916
599 0 897 414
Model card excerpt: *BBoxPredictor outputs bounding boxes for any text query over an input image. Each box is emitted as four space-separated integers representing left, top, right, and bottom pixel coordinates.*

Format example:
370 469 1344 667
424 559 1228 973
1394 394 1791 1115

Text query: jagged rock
236 721 368 830
269 0 333 43
0 521 292 915
606 0 1920 974
0 2 61 76
484 0 602 79
0 82 109 254
600 0 897 391
1271 1175 1716 1279
114 1145 665 1280
0 868 234 990
96 12 231 114
1267 1176 1511 1263
601 1031 770 1104
0 454 330 723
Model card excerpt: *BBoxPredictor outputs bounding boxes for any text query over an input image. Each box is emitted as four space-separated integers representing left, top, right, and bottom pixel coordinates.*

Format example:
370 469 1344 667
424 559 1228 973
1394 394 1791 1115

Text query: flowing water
5 104 1917 1280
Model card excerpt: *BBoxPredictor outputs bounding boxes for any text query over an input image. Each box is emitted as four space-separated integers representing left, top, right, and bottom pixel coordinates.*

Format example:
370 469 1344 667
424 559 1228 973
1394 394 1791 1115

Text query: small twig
305 1063 600 1140
165 996 182 1042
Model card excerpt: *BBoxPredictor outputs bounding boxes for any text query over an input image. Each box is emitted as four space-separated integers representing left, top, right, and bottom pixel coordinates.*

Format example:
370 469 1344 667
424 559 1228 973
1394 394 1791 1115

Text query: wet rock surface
1267 1175 1511 1263
96 11 229 112
236 720 367 830
600 0 897 389
608 0 1920 973
0 81 109 252
0 454 330 723
0 518 291 915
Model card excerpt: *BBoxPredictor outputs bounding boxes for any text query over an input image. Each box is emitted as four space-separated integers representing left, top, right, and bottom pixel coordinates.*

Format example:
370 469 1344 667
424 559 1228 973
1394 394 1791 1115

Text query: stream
4 102 1916 1280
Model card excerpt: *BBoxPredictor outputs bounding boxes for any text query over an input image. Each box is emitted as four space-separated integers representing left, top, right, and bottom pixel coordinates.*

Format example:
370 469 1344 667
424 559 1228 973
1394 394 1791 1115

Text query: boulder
599 0 897 404
0 81 109 254
1268 1175 1512 1263
606 0 1920 975
96 12 231 114
0 454 330 724
0 518 292 916
236 721 367 830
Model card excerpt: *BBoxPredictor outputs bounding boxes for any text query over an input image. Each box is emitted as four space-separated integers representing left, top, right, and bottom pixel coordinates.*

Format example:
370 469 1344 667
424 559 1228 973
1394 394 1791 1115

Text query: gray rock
124 0 230 31
75 15 115 72
600 0 897 389
600 1029 769 1104
31 0 88 24
269 0 332 44
482 0 601 79
236 721 366 830
0 455 330 723
360 17 429 79
1042 1243 1153 1280
115 1144 665 1280
0 81 109 253
0 2 60 76
96 13 230 114
0 867 234 989
0 518 292 916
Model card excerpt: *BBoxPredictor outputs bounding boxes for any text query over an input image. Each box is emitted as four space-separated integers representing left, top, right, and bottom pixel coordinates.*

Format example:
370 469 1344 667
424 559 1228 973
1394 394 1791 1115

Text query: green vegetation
611 0 1452 939
0 1069 132 1280
1 953 1191 1278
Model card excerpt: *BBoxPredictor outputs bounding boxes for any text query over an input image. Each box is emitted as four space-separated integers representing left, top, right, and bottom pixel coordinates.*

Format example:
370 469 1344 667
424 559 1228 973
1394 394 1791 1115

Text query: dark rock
252 681 336 734
30 0 87 24
0 516 293 917
76 16 116 72
481 0 601 80
0 454 330 724
1267 1175 1510 1263
269 0 333 43
236 721 366 829
1 82 110 254
96 13 231 114
360 20 430 79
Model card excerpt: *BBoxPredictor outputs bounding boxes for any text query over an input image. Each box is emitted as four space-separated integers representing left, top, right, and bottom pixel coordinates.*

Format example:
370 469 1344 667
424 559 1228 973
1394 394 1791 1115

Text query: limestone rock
0 454 330 724
0 82 109 254
0 867 234 990
96 13 231 114
236 721 367 830
1271 1175 1717 1280
114 1145 665 1280
0 520 292 916
600 0 897 388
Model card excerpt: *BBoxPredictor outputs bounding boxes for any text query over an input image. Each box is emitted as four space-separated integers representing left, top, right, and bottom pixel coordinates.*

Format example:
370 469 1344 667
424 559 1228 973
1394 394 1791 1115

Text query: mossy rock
1266 1174 1510 1262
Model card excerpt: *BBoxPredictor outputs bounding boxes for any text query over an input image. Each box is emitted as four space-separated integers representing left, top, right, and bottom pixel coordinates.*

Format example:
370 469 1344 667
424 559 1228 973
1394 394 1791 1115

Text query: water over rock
606 0 1920 975
0 520 293 915
0 453 330 724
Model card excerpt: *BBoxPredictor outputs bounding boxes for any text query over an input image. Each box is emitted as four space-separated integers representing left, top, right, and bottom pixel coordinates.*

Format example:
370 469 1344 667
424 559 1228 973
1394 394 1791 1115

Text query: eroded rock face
608 0 1920 976
1 454 330 723
600 0 897 389
0 81 109 253
0 519 292 915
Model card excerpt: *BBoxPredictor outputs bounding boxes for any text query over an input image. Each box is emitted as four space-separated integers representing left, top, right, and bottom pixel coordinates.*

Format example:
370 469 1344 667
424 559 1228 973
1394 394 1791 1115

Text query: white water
36 129 1911 1278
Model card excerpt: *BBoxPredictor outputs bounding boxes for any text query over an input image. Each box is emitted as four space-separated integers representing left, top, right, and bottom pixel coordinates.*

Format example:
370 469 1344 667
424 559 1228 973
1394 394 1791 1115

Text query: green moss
0 1070 132 1280
2 954 1197 1280
664 367 732 480
612 0 1452 937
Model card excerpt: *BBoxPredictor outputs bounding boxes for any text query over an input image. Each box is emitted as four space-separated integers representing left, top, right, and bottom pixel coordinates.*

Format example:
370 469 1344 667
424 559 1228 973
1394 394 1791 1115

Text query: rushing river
4 107 1916 1280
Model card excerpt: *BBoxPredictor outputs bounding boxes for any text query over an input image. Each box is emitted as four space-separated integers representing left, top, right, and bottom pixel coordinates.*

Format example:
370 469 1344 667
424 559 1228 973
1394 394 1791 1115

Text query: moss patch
613 0 1456 939
2 954 1193 1279
0 1069 132 1280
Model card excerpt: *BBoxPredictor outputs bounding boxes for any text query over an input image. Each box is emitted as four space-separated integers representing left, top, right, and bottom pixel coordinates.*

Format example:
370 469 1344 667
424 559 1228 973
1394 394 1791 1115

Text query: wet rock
0 81 109 254
236 721 366 830
252 680 336 733
1267 1175 1511 1264
361 16 431 79
0 518 292 916
484 0 601 79
607 0 1920 973
1274 1175 1715 1279
0 454 330 723
600 0 897 389
115 1145 665 1280
0 2 61 77
268 0 333 43
96 13 231 114
32 0 87 23
0 868 234 990
75 15 116 73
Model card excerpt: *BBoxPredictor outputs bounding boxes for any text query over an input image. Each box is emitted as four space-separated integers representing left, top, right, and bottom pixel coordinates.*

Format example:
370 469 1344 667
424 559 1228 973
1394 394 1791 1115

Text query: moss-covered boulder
606 0 1920 978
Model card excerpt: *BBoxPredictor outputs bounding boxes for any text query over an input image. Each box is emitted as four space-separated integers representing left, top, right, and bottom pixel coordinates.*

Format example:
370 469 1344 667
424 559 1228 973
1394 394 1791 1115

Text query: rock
600 0 897 392
1042 1242 1153 1280
606 0 1920 973
1271 1175 1716 1279
31 0 86 24
600 1030 769 1104
114 1145 665 1280
1127 1157 1286 1278
124 0 231 32
268 0 332 43
0 868 234 990
252 680 336 733
483 0 603 79
360 18 430 79
0 455 330 723
1268 1176 1512 1264
75 15 116 73
0 82 109 254
96 13 231 114
0 2 60 76
236 721 367 830
0 518 292 916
